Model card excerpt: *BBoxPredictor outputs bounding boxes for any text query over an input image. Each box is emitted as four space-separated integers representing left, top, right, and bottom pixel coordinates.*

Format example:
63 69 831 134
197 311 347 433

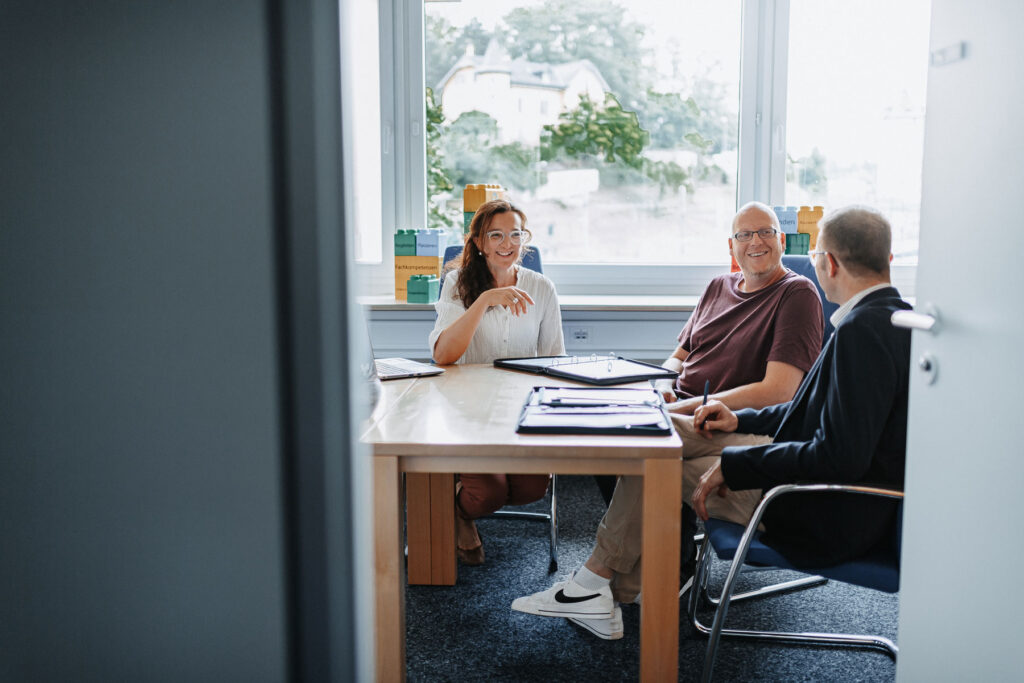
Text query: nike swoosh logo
554 589 601 604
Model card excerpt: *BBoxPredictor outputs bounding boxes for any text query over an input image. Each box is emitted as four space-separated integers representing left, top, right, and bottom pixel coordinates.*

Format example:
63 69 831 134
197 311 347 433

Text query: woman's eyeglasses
485 229 528 245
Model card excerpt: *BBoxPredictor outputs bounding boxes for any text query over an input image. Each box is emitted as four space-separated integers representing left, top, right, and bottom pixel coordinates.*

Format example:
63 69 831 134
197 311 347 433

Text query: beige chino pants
590 414 772 603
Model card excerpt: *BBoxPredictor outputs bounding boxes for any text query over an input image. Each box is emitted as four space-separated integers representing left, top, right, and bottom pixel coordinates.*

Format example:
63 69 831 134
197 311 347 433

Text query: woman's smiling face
475 211 523 269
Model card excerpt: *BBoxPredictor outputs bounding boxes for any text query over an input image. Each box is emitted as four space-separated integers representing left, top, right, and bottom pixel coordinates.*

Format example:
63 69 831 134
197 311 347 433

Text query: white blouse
429 266 566 364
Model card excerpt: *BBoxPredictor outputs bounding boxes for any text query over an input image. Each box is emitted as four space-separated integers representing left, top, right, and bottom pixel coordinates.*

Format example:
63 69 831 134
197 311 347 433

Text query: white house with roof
436 39 609 146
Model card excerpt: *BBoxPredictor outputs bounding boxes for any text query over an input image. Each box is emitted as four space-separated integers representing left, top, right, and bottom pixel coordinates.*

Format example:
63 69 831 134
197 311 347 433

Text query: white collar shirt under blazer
429 266 566 364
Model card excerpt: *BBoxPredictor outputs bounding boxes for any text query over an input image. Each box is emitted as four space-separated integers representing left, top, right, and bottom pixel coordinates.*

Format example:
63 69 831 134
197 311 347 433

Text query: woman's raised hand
482 286 534 316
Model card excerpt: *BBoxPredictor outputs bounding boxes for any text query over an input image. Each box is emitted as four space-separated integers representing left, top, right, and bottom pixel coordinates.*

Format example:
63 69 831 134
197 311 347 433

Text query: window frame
364 0 917 297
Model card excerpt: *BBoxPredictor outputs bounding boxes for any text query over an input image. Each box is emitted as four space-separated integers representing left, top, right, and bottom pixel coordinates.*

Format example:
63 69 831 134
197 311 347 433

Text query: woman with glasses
430 199 565 566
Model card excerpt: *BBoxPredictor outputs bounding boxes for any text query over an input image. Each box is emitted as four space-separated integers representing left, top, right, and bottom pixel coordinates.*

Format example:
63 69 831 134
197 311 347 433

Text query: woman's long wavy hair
450 199 531 309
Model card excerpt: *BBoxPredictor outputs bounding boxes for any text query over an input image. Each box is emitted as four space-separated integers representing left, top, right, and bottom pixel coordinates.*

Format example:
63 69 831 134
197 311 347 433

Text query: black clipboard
515 386 672 435
495 355 677 386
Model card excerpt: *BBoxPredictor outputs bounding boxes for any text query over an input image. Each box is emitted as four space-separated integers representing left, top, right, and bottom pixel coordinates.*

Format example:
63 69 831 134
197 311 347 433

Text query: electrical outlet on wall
571 327 590 342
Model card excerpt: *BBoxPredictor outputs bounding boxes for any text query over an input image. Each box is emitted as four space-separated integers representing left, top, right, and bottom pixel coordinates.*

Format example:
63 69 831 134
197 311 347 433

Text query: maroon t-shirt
674 271 823 399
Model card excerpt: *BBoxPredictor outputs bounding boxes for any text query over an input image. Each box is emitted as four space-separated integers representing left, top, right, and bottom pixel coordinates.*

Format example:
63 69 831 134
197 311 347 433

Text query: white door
897 2 1024 680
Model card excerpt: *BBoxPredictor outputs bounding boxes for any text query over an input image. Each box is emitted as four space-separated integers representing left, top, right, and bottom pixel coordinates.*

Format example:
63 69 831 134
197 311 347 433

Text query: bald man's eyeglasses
732 228 779 242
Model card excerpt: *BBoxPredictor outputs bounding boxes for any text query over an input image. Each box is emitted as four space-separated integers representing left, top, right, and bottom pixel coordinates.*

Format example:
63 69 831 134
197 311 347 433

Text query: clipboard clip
545 397 660 408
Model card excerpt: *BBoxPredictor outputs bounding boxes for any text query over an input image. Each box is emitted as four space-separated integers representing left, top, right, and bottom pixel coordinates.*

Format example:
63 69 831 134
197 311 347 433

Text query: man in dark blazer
691 205 912 566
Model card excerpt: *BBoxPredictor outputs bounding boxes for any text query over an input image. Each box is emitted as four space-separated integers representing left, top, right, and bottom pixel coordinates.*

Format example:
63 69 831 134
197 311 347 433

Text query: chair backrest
440 245 543 288
782 254 837 345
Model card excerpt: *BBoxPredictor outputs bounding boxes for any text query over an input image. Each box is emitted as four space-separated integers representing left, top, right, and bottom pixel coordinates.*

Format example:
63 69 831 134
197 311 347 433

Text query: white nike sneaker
569 606 624 640
511 572 614 620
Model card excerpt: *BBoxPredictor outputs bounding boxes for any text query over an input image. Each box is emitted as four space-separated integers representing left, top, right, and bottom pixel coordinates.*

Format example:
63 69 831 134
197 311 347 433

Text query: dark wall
0 3 294 680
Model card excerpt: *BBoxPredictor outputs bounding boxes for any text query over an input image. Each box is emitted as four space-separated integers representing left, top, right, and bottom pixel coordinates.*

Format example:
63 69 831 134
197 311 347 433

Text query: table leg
640 457 682 682
374 456 406 682
429 473 457 585
406 473 431 584
406 473 457 586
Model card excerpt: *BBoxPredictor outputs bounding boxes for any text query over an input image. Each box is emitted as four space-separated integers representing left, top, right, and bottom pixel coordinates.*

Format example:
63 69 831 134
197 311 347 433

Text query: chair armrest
760 483 903 507
745 484 903 547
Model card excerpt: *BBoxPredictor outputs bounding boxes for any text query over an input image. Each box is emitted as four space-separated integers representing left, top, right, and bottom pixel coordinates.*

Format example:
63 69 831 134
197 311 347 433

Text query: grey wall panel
0 3 287 681
559 310 687 361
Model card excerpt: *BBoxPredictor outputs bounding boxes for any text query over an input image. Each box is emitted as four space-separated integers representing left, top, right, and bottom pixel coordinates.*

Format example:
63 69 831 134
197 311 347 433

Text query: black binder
515 386 672 435
495 355 677 386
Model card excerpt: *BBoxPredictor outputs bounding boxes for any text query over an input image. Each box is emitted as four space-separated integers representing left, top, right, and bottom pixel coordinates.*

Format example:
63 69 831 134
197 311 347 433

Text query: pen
698 379 710 431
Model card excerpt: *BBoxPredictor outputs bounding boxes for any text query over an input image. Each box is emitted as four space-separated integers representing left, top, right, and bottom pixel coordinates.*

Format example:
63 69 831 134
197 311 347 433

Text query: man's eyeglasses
732 227 780 242
486 229 528 245
809 249 829 260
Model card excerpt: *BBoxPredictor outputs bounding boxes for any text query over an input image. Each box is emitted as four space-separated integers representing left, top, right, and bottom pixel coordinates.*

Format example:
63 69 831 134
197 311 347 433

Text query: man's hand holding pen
692 399 739 438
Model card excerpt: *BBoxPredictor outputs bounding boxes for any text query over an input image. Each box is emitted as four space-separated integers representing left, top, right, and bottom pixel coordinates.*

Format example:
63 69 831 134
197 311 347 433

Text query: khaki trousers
591 414 772 603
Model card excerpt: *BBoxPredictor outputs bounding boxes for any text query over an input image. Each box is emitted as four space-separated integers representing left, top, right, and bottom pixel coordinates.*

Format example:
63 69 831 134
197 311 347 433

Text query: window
343 0 383 264
424 0 741 265
373 0 928 294
785 0 931 264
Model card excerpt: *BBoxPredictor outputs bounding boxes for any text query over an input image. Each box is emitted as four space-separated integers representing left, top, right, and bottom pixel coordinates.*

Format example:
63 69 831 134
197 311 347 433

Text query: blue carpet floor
406 475 897 682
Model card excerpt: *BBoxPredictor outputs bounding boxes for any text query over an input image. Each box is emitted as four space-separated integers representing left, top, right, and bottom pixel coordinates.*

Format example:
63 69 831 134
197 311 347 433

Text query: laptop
364 322 443 381
374 355 444 381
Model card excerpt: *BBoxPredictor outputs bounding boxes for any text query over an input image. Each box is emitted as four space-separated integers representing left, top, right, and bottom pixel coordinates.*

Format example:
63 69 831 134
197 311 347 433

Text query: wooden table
363 364 683 681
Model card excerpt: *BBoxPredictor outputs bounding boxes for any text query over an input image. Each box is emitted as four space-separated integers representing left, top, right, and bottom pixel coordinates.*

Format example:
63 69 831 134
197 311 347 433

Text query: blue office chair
442 244 462 275
440 244 543 287
690 484 903 682
438 243 557 570
783 254 837 345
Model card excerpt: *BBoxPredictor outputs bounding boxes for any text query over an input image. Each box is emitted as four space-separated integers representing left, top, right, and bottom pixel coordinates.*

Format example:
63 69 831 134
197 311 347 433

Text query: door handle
892 304 942 385
891 304 940 334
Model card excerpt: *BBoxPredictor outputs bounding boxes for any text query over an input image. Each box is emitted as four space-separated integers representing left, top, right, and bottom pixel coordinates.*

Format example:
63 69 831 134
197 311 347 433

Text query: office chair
782 254 838 345
691 484 903 682
490 475 558 572
439 243 557 571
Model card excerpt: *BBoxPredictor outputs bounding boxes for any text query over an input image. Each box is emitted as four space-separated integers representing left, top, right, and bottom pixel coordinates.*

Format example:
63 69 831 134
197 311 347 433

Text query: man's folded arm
704 360 805 411
669 360 804 415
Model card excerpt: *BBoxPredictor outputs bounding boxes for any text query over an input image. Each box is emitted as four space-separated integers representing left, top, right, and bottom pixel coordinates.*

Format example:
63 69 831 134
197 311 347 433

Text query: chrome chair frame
489 474 558 572
691 483 904 683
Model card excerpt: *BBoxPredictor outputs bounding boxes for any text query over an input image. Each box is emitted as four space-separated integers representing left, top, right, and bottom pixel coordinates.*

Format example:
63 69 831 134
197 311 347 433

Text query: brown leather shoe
456 512 484 566
457 543 485 566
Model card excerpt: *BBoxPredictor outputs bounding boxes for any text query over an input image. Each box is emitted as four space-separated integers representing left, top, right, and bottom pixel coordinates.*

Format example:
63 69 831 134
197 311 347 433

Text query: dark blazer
720 286 912 566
